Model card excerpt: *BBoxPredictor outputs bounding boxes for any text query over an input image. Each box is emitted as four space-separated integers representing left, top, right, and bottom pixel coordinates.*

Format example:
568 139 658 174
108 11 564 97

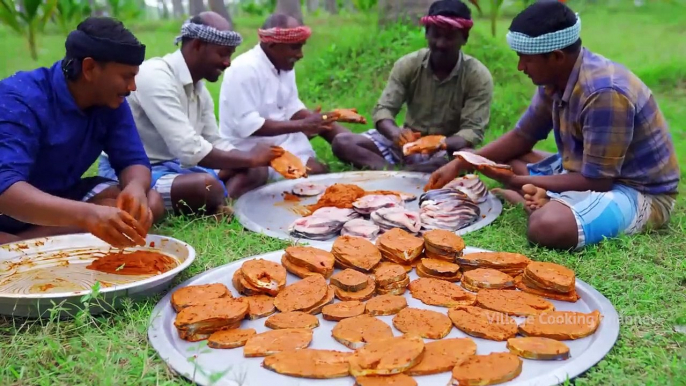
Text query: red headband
420 15 474 31
258 26 312 44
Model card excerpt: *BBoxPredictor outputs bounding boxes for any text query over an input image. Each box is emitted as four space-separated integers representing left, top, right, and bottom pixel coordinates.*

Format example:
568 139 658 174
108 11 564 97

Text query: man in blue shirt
0 17 163 248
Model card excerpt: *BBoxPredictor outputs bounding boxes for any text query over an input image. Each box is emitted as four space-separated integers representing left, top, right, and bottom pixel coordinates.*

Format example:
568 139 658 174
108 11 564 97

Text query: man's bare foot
522 184 549 211
491 188 526 205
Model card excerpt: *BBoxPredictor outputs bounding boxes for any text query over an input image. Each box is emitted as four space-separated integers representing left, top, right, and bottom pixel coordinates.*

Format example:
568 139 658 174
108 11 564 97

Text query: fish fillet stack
416 258 462 282
173 296 249 342
352 194 404 215
232 258 288 297
457 252 531 276
274 275 335 315
444 174 489 203
375 228 424 270
330 269 376 301
422 229 466 262
370 207 422 234
289 207 361 241
373 262 411 295
281 246 335 279
515 261 580 302
418 189 481 232
331 235 382 273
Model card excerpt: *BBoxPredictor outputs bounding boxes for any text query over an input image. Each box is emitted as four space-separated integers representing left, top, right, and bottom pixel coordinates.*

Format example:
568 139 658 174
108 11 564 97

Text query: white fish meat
311 207 361 223
352 194 403 215
341 219 380 240
418 188 481 232
444 174 489 203
370 207 421 234
292 182 326 196
453 151 512 170
288 216 343 241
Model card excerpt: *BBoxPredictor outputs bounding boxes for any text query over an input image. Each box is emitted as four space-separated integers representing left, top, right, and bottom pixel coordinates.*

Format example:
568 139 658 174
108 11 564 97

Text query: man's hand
250 143 285 167
80 205 147 248
116 185 153 237
475 165 516 186
424 159 465 191
394 128 421 147
297 112 337 136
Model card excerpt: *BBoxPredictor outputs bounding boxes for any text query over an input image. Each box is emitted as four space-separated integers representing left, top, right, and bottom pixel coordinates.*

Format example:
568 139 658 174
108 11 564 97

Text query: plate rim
233 170 503 246
0 233 197 300
147 247 620 386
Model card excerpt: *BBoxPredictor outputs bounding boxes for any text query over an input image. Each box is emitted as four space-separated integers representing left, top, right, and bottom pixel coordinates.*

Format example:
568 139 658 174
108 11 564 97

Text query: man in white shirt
218 13 351 181
98 12 281 215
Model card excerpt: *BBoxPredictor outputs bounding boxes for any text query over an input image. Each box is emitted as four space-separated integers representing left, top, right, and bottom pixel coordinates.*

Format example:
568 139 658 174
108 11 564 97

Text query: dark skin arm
291 109 350 143
118 165 151 197
376 119 402 143
198 148 265 170
509 173 614 193
445 136 470 154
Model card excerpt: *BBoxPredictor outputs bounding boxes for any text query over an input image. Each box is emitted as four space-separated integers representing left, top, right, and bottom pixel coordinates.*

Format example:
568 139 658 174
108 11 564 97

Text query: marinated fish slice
371 208 422 234
409 278 476 307
518 310 602 340
524 261 576 293
177 319 241 342
392 308 453 339
416 264 462 282
292 182 326 196
402 135 446 156
265 311 320 329
241 259 287 296
334 276 376 301
406 338 477 376
322 300 366 321
448 306 518 341
330 269 370 292
449 352 522 386
342 218 381 240
270 149 307 179
374 263 408 287
281 255 327 279
355 374 418 386
332 315 394 349
457 252 531 270
423 249 456 262
377 259 414 273
376 228 424 264
174 298 249 340
378 251 418 269
418 258 460 277
243 328 313 357
514 275 580 302
263 349 352 379
460 280 483 293
207 328 256 349
348 335 425 376
274 275 329 313
423 229 466 254
476 289 555 317
353 194 404 215
329 107 368 124
462 268 515 290
244 294 277 320
301 285 336 315
365 295 407 316
332 235 382 272
377 286 407 296
171 283 232 312
232 269 264 296
284 246 335 275
506 337 571 360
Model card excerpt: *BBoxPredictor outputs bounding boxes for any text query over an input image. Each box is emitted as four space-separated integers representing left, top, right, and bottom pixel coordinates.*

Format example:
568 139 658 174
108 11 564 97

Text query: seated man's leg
159 173 228 215
305 158 330 175
331 132 393 170
224 167 269 199
507 150 555 176
526 185 659 250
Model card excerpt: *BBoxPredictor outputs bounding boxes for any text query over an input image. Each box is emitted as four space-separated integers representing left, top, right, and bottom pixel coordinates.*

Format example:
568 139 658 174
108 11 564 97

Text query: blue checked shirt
515 48 680 195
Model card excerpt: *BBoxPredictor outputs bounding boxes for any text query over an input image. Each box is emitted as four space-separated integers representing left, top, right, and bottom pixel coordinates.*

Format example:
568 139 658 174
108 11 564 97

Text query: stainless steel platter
0 233 196 318
234 171 503 248
148 247 620 386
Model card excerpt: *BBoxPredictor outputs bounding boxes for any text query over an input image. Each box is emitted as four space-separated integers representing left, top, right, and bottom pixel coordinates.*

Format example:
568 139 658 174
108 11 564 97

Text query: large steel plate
0 233 195 318
148 248 619 386
234 171 503 248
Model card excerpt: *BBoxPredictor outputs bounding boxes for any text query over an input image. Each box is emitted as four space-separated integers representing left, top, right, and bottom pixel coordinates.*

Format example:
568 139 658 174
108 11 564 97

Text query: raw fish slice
453 151 513 171
312 207 361 223
352 195 403 215
292 182 326 196
371 208 421 234
444 174 489 203
419 189 471 204
341 219 380 240
289 216 343 240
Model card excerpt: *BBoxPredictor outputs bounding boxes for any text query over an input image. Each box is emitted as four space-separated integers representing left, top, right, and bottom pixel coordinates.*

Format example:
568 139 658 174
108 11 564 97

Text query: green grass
1 1 686 385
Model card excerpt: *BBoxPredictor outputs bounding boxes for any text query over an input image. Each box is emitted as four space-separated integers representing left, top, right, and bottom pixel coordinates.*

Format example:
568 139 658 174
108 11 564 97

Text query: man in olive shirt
332 0 493 172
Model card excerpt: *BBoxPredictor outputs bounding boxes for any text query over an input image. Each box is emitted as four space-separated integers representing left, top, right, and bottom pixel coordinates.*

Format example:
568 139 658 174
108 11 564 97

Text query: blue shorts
527 153 674 249
98 155 227 210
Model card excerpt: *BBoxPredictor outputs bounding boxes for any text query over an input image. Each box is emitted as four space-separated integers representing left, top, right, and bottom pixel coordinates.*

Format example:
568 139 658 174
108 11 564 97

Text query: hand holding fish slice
270 148 308 179
402 134 447 156
395 128 422 147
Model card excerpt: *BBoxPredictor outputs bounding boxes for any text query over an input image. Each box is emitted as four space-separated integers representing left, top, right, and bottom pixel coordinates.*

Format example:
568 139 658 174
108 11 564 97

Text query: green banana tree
490 0 504 37
0 0 59 60
55 0 92 35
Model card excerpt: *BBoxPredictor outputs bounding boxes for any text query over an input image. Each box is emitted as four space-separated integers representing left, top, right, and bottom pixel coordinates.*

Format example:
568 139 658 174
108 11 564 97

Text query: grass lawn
1 1 685 385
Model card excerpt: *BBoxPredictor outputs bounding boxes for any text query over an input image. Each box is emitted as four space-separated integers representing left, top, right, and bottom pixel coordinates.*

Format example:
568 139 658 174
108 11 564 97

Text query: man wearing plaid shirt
426 2 679 250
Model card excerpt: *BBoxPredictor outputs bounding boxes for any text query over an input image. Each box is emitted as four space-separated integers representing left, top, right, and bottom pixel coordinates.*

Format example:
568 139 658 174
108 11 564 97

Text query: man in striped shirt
427 2 679 250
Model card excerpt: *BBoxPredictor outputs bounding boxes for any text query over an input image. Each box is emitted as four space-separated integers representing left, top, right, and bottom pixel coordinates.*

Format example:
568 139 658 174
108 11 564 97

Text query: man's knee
170 173 226 213
527 205 579 250
332 133 363 160
147 190 165 223
246 167 269 186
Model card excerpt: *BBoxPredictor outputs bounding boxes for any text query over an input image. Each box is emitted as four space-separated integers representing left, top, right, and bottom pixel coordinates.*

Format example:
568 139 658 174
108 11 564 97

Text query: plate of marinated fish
233 171 502 248
147 237 620 386
0 233 195 318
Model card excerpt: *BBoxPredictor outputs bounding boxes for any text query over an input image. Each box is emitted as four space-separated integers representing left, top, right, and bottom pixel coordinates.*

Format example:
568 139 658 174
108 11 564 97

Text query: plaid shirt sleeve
514 87 554 142
581 90 635 179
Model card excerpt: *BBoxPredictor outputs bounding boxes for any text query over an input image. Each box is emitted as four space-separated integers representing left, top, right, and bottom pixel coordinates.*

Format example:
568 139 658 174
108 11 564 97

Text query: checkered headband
174 20 243 47
506 13 581 55
257 26 312 44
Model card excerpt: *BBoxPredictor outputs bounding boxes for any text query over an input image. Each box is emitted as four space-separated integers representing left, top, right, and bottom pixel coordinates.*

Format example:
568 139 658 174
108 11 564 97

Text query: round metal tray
148 248 619 386
0 233 195 318
234 171 503 248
